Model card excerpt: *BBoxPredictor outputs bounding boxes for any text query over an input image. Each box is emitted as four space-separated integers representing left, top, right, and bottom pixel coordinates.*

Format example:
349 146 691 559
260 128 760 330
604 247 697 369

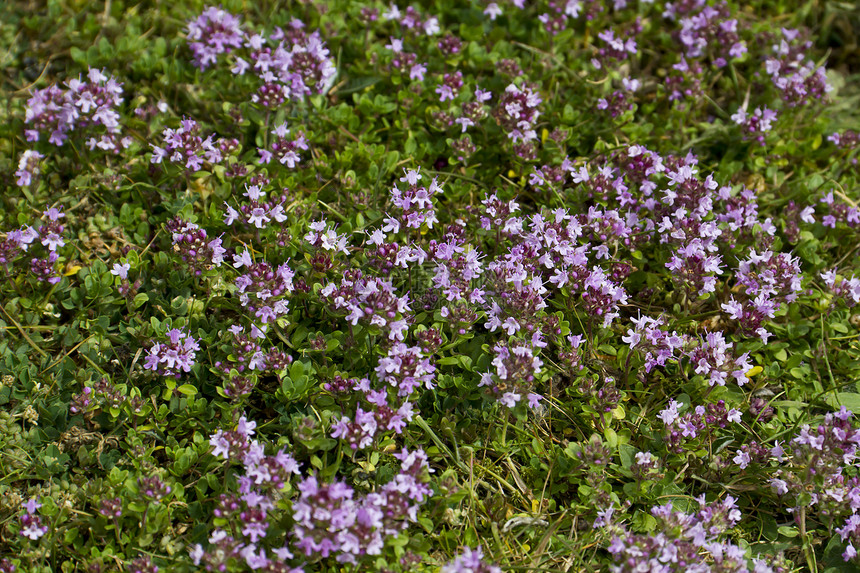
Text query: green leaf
604 427 618 449
824 393 860 413
619 444 636 469
336 76 382 95
778 525 799 538
290 360 305 381
177 384 198 396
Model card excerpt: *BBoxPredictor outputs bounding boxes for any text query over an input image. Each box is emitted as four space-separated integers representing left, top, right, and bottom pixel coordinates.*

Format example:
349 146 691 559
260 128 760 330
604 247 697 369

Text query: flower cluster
15 150 44 187
732 106 777 144
765 28 831 106
330 378 415 451
258 122 308 167
98 497 123 521
375 343 436 397
18 498 48 541
493 83 542 144
383 168 444 233
532 0 602 36
449 86 491 135
233 254 295 327
138 474 171 503
821 268 860 308
110 259 142 298
24 68 128 150
435 71 463 103
0 225 34 266
441 546 502 573
292 447 431 564
166 217 227 275
659 399 743 454
151 118 224 172
37 206 67 253
125 556 159 573
197 416 302 570
479 192 523 237
0 206 66 285
321 271 411 342
716 185 776 247
623 315 688 373
730 441 771 470
382 3 440 36
631 451 662 483
673 1 746 67
214 322 295 383
664 57 705 104
818 190 860 230
687 330 752 387
828 130 860 150
143 328 201 378
191 8 337 102
69 377 140 416
224 183 290 231
604 496 771 573
722 250 803 342
186 6 245 69
303 219 350 255
479 341 543 410
768 407 860 562
593 27 638 68
597 88 635 119
266 27 337 97
382 36 426 81
581 266 630 327
429 232 485 304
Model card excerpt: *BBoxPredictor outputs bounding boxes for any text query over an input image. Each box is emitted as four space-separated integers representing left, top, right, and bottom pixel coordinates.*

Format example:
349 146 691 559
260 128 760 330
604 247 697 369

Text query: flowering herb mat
1 0 860 571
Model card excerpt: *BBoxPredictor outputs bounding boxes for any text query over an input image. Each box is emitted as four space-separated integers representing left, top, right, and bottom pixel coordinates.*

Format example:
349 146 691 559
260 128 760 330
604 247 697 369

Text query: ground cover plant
0 0 859 570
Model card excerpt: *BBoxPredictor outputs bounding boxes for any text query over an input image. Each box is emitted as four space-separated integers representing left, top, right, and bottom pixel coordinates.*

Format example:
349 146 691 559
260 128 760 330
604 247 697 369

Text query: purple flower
409 63 427 81
441 546 502 573
23 498 41 514
151 118 224 172
15 150 44 187
258 122 307 167
110 262 130 280
375 343 436 397
484 3 502 19
24 69 127 150
493 83 541 143
605 497 746 571
659 400 681 425
19 498 48 540
143 328 201 378
186 7 246 69
499 392 521 408
331 406 378 450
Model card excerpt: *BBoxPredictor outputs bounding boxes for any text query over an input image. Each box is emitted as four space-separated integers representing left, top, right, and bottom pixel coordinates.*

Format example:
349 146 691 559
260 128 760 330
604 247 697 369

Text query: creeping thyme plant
1 0 860 570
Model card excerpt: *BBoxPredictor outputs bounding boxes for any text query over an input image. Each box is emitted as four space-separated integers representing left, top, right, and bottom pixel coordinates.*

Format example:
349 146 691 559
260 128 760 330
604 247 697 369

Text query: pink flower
499 392 521 408
110 262 130 280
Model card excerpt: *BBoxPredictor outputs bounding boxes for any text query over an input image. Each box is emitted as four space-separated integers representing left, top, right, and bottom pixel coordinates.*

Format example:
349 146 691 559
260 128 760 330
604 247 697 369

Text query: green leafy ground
0 0 859 571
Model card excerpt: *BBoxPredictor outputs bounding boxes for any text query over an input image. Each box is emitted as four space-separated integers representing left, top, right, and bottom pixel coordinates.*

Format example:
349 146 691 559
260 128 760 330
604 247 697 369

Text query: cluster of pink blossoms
150 117 225 172
291 448 431 564
24 67 129 151
0 206 67 284
188 7 337 102
143 328 201 378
